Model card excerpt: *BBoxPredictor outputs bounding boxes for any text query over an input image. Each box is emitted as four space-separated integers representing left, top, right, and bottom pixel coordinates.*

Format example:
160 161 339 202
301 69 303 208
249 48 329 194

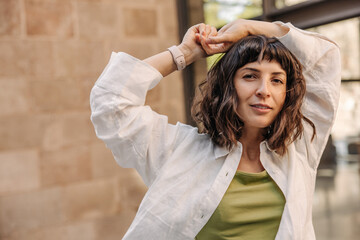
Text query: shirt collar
214 140 275 159
261 140 276 153
213 145 230 159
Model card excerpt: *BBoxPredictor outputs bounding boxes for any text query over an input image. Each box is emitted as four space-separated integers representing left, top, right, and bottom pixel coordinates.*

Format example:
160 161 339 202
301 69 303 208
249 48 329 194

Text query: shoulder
174 122 211 145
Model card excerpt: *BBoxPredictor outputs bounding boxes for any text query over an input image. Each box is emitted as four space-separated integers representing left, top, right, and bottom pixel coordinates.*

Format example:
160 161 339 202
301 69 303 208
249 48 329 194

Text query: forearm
246 20 289 38
143 50 177 77
203 19 290 54
143 43 199 77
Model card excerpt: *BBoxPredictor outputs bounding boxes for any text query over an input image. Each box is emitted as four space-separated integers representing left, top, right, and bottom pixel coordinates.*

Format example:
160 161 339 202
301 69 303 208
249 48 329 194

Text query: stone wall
0 0 186 239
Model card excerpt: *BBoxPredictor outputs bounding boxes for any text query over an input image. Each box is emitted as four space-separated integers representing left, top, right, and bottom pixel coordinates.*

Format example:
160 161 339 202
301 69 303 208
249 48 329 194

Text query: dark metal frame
257 0 360 29
176 0 197 125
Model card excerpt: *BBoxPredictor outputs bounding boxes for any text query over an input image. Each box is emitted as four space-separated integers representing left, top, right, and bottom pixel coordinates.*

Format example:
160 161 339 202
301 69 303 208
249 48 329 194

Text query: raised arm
90 23 218 186
199 19 289 54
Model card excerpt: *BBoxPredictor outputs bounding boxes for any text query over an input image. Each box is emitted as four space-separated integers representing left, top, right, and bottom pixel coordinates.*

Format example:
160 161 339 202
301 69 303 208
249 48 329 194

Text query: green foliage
203 0 262 69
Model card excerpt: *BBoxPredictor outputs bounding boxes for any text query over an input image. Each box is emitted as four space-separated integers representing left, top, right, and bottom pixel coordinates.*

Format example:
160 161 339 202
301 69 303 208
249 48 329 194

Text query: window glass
203 0 262 68
307 18 360 80
203 0 262 29
275 0 309 9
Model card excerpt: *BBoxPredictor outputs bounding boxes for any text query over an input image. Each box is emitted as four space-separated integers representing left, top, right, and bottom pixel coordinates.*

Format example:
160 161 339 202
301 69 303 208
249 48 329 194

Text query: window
203 0 262 29
275 0 309 9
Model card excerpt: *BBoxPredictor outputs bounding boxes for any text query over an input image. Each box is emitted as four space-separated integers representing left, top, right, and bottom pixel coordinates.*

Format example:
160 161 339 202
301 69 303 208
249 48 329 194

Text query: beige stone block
0 150 40 195
145 83 162 105
119 0 156 3
93 211 137 240
155 0 175 4
25 0 74 37
79 76 96 110
54 40 106 78
0 115 50 151
62 112 96 146
0 112 94 153
105 39 158 60
0 149 40 195
118 170 146 210
24 41 55 78
0 41 23 77
78 1 119 40
90 142 126 178
0 187 65 237
41 112 96 152
41 117 64 151
0 79 32 116
4 220 96 240
0 0 21 36
0 40 55 78
64 178 118 221
40 145 92 187
157 1 178 42
29 79 86 112
123 8 157 37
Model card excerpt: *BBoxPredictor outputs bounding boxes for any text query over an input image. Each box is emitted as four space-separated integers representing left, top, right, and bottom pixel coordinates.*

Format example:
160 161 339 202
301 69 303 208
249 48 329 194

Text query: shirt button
225 172 229 176
201 214 204 219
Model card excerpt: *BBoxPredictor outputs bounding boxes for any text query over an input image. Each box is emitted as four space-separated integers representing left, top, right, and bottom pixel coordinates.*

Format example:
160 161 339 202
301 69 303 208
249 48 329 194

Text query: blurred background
0 0 359 239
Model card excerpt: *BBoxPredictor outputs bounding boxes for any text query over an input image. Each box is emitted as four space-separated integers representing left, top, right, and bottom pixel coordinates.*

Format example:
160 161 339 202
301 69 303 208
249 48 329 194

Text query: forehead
239 60 286 74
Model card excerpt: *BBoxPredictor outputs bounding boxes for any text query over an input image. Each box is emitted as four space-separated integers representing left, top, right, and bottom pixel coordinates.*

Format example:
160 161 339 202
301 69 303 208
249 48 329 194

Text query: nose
256 79 270 98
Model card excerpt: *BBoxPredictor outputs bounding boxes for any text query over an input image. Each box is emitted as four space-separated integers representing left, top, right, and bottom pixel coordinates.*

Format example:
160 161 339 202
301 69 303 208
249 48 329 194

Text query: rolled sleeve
275 22 341 168
90 52 179 185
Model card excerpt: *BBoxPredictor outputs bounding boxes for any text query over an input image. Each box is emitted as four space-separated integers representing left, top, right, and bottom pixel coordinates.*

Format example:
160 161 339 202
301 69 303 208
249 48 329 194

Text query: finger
200 36 219 56
209 43 233 55
208 43 228 53
205 24 211 36
195 33 201 43
198 23 206 35
192 23 203 33
218 24 229 34
205 34 231 44
209 26 218 37
198 34 210 53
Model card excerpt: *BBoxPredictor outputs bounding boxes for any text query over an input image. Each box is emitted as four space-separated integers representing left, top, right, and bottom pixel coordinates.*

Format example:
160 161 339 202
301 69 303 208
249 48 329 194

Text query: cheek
274 88 287 108
280 93 286 107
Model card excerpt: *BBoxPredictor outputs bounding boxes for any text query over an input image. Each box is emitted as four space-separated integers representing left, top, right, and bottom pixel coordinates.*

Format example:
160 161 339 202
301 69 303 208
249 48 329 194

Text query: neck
239 126 265 161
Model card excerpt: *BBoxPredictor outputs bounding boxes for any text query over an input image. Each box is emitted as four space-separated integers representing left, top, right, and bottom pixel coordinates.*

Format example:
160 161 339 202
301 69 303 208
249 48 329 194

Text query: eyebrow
241 67 286 76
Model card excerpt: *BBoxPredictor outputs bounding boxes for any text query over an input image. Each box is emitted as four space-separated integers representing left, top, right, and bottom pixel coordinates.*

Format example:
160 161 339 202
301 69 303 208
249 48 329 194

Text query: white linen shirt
90 22 341 240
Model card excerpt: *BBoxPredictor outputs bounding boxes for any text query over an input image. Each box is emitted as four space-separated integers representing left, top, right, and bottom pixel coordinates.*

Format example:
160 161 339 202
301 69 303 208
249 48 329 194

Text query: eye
243 74 256 80
272 78 284 84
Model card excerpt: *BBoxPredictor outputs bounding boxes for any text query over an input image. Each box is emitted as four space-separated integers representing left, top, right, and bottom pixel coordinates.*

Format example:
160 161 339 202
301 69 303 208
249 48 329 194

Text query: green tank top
195 170 285 240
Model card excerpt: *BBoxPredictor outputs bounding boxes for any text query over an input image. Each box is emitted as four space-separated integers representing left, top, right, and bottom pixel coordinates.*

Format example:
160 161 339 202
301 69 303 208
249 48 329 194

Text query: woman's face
233 59 287 129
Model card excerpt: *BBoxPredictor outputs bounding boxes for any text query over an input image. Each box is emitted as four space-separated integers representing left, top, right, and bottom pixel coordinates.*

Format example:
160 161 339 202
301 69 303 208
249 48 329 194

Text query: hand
178 23 218 64
200 19 251 55
200 19 289 55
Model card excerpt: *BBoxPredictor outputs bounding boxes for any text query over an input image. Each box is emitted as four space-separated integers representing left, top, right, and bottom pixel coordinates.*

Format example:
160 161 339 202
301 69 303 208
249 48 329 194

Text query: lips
250 104 272 109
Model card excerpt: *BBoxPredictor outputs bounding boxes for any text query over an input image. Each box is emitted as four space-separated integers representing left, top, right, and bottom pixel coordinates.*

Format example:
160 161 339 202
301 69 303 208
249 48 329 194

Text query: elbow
89 84 101 114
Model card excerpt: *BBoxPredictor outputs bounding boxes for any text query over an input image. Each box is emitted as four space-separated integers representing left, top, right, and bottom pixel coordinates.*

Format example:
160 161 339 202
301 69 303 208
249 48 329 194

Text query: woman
90 19 341 239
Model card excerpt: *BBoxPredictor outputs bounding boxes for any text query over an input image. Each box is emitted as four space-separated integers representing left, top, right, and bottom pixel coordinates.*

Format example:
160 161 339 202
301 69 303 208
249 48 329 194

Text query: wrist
178 43 196 66
247 20 289 38
168 45 186 71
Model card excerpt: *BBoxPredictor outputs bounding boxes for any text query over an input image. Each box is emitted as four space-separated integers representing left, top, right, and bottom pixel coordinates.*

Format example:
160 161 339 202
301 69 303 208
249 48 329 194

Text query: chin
247 122 271 129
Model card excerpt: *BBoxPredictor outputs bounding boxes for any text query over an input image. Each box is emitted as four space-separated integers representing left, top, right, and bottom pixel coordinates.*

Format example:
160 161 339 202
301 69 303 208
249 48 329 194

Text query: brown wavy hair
191 35 316 156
